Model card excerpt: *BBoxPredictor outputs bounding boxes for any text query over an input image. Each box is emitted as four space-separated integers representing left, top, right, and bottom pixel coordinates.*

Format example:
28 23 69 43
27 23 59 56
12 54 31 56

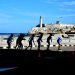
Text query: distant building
46 21 75 32
29 17 75 34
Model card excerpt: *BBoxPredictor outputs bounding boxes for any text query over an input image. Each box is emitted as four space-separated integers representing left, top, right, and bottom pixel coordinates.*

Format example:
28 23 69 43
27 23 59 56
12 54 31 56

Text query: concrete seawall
0 34 75 48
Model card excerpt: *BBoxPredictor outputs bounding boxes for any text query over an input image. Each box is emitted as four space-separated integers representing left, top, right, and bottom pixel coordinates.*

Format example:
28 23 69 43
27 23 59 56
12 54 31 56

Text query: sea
0 33 29 36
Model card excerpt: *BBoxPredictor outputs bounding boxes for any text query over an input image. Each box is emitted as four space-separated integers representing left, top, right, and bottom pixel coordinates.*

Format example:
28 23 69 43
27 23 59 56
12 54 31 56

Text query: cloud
48 14 75 18
59 14 75 17
0 13 12 18
41 0 60 4
17 12 41 17
63 1 75 6
23 20 38 23
0 18 13 23
43 1 53 4
59 1 75 12
0 12 13 24
42 0 75 8
12 8 49 18
60 8 75 12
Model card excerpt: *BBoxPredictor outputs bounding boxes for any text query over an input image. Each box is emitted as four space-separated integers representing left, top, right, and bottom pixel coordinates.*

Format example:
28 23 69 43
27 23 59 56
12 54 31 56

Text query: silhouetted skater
47 34 52 50
7 34 13 49
37 33 43 50
57 36 62 50
15 34 25 49
26 34 35 50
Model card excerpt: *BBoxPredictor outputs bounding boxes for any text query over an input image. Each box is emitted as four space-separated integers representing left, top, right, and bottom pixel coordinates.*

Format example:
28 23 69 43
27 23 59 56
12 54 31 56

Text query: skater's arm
51 37 52 42
41 39 43 42
33 39 34 43
23 37 26 40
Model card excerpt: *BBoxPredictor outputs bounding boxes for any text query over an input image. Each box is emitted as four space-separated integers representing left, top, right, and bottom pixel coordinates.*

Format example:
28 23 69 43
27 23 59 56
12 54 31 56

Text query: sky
0 0 75 33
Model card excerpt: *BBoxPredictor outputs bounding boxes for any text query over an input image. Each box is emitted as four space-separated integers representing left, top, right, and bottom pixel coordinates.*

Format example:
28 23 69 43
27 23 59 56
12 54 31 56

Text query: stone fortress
30 16 75 34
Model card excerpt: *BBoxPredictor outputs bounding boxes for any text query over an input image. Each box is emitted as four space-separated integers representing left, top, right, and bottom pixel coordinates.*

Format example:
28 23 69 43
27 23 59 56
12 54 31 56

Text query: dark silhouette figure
47 34 52 50
15 34 25 49
26 34 35 50
7 34 13 49
37 33 43 50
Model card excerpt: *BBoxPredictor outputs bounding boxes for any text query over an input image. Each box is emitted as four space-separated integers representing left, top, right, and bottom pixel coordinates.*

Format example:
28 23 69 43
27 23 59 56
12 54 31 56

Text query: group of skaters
7 33 62 50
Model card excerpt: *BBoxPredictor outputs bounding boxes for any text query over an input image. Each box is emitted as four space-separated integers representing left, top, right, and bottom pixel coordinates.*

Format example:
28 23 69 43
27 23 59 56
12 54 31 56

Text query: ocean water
0 33 29 36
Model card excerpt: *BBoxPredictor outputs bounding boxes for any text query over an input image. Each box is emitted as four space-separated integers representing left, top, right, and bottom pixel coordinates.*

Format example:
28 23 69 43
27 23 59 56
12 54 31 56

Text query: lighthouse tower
40 16 42 32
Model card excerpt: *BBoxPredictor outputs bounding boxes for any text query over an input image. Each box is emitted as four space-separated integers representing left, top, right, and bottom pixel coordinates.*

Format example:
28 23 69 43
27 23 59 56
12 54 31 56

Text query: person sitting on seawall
7 34 14 49
57 36 62 50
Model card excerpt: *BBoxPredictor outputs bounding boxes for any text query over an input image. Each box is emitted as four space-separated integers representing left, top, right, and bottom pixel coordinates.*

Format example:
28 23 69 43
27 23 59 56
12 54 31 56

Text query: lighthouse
40 16 42 32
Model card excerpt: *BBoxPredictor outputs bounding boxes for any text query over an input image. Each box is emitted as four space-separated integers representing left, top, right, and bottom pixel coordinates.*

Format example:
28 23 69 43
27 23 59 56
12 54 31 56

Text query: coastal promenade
0 38 75 51
0 34 75 50
0 46 75 51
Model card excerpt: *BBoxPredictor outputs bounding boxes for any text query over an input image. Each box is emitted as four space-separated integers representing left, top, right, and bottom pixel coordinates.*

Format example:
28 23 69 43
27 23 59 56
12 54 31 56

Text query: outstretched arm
33 39 34 43
51 37 52 42
41 39 43 42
